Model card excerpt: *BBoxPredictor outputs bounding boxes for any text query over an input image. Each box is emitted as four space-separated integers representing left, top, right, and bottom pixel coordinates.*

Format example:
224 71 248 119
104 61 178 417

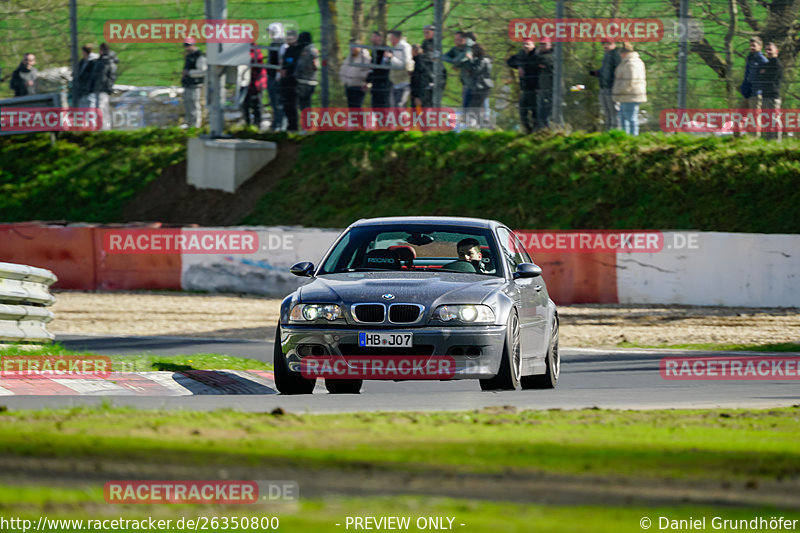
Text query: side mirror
289 261 315 277
514 262 542 279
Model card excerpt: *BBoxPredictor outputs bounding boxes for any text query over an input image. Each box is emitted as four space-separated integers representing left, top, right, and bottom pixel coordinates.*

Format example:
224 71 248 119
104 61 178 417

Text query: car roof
350 216 502 230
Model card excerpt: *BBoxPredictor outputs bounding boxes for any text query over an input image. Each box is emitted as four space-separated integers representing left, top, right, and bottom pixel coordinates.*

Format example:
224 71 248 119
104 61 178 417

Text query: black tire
521 316 559 389
480 311 521 391
273 325 316 395
325 378 363 394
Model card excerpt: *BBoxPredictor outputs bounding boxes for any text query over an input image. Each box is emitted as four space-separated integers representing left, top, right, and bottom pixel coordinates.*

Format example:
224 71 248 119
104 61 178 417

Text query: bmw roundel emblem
382 293 395 300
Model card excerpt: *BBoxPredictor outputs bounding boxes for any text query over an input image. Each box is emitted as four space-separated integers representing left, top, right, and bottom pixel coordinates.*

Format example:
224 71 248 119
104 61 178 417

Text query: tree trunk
351 0 363 42
725 0 738 106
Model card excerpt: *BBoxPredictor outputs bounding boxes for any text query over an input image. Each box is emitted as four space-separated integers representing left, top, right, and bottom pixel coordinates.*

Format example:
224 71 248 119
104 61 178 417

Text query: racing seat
480 246 495 273
363 249 402 270
388 245 416 269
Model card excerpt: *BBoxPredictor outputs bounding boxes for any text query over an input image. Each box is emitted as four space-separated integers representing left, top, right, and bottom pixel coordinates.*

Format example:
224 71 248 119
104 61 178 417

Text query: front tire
325 379 363 394
273 325 316 395
480 311 521 391
521 316 559 389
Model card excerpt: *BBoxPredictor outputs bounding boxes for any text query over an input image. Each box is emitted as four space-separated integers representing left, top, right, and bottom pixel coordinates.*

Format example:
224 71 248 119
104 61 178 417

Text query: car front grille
338 344 435 356
389 304 421 323
353 304 385 323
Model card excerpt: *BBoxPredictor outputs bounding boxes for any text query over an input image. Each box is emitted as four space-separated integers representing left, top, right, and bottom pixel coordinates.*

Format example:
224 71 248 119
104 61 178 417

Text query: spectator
366 31 391 108
612 42 646 136
443 31 470 107
280 30 303 131
411 40 446 108
535 38 554 130
180 38 206 129
295 32 320 117
76 44 98 108
759 42 783 141
10 53 38 97
267 23 288 130
91 43 119 130
423 24 435 47
238 45 267 129
386 30 413 107
340 40 371 108
740 37 768 109
464 44 492 113
507 40 538 133
589 40 621 130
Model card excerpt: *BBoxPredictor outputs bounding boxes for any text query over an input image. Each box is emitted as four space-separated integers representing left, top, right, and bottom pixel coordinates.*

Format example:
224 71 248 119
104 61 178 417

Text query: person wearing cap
612 42 647 136
589 41 621 130
181 37 207 128
423 24 435 48
535 38 554 130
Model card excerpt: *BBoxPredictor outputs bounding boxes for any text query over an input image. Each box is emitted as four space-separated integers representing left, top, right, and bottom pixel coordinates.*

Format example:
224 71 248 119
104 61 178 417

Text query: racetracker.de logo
301 108 457 132
103 229 259 254
509 18 664 42
514 231 664 253
0 108 101 133
104 480 298 504
104 19 258 43
300 356 459 379
661 357 800 380
1 356 112 379
661 109 800 133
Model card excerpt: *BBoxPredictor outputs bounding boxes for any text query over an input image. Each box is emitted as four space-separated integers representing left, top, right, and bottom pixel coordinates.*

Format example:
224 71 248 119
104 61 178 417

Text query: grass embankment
0 345 272 372
1 407 799 532
0 128 187 222
0 406 797 482
3 129 800 232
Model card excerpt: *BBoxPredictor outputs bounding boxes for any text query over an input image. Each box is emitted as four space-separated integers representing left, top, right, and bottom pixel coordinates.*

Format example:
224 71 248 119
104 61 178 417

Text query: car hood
299 272 504 306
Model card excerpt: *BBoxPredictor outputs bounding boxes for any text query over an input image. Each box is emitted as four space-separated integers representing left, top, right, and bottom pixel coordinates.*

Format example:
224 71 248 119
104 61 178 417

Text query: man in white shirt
385 30 413 107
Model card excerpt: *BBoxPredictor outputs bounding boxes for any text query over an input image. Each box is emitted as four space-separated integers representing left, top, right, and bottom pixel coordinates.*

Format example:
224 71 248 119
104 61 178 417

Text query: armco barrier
1 223 798 307
0 262 57 342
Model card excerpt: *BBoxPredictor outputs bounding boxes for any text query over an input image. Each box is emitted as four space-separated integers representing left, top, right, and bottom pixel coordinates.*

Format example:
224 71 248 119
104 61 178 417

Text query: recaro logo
368 258 395 263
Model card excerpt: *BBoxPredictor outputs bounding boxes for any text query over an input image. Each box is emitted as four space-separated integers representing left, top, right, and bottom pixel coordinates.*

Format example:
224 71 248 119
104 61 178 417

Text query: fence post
552 0 565 127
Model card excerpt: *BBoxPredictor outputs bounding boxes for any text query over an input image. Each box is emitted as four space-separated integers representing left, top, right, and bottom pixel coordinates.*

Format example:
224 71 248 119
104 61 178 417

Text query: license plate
358 332 413 348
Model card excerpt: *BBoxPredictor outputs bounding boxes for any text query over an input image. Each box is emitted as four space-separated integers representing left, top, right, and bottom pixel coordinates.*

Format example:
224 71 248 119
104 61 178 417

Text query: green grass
0 344 272 372
3 128 800 231
617 342 800 352
3 488 799 533
0 128 187 222
0 406 798 483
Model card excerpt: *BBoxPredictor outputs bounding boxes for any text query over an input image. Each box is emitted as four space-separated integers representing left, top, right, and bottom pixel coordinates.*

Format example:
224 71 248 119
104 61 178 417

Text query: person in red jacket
241 45 268 128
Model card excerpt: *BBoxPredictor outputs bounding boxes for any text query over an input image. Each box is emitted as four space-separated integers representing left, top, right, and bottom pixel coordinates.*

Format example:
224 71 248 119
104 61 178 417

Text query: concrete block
187 137 278 193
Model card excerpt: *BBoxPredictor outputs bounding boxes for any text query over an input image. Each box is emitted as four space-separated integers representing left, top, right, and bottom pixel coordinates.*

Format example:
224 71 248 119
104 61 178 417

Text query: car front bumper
279 324 507 379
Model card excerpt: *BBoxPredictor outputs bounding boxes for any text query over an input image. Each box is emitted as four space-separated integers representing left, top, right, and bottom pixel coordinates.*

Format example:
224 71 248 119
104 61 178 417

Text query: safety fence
0 261 57 342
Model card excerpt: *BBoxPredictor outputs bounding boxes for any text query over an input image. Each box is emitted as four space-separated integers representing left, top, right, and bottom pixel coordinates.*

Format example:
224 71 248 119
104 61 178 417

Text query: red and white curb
0 370 276 396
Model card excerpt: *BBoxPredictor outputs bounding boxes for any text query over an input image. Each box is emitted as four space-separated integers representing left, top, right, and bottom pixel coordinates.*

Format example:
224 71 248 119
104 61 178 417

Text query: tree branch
389 2 433 32
736 0 761 32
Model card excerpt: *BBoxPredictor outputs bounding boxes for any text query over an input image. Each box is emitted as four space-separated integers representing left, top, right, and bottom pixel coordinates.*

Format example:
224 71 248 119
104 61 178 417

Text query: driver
456 238 487 273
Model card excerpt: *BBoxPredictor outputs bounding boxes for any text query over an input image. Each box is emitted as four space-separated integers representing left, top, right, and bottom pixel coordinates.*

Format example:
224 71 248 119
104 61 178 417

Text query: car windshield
318 224 502 277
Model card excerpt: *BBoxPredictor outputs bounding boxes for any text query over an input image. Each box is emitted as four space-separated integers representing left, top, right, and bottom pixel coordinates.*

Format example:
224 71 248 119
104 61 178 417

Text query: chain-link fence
1 0 797 134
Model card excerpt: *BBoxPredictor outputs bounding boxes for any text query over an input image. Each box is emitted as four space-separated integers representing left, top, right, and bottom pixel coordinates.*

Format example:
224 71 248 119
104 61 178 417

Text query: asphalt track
0 334 796 412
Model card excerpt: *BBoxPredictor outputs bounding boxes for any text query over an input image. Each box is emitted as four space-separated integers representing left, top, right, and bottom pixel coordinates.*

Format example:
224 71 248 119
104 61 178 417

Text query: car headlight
432 304 495 324
290 304 343 322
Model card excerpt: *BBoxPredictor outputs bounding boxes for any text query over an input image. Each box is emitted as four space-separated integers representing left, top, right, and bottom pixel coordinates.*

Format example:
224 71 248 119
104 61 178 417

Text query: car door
509 229 549 358
496 227 546 361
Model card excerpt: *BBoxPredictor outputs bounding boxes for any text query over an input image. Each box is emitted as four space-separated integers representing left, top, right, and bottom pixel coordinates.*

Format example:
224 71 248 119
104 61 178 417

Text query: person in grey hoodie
90 43 119 130
10 53 38 96
589 40 621 130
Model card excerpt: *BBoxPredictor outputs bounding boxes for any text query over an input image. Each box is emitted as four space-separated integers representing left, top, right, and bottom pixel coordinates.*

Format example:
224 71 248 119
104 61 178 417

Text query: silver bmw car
275 216 559 394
